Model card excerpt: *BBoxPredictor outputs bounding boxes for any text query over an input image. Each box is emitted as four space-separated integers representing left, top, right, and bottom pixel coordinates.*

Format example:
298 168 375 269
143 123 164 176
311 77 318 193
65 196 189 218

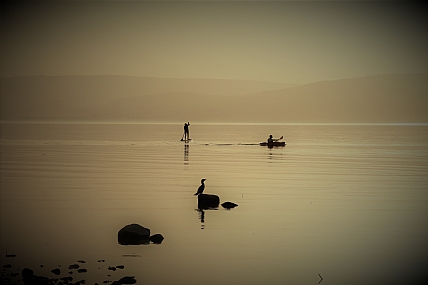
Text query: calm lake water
1 123 428 285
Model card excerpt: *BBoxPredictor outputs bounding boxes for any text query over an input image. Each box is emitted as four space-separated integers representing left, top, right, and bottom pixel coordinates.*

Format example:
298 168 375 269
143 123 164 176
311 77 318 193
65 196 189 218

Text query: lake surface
1 123 428 285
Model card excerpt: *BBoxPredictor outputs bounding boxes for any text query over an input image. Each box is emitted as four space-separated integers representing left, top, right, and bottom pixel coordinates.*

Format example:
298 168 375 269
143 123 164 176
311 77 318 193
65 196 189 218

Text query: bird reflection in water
196 199 219 229
184 144 189 164
196 208 205 229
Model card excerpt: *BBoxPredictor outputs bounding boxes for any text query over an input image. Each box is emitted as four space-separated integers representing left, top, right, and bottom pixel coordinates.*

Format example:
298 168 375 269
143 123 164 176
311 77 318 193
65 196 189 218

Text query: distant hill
0 75 291 121
1 74 427 123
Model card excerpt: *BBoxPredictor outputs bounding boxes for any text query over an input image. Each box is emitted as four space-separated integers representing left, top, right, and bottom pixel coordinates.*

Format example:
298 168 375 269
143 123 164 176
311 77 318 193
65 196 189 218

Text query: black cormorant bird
194 179 206 195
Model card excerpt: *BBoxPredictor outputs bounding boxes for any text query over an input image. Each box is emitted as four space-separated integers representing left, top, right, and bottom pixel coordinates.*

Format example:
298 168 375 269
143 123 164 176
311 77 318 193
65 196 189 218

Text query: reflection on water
1 123 427 285
196 209 205 229
184 143 189 164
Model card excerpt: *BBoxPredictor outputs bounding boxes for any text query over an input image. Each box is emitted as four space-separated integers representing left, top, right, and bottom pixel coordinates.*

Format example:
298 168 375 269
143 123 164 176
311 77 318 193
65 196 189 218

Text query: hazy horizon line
3 72 427 85
2 120 428 127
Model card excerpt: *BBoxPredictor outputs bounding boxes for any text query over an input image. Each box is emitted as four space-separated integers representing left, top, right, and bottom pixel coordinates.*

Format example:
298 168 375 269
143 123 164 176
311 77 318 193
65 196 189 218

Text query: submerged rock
51 268 61 275
197 194 220 209
118 224 150 245
149 234 164 244
22 268 34 278
22 268 51 285
60 276 73 282
69 264 79 270
221 201 238 209
119 276 137 284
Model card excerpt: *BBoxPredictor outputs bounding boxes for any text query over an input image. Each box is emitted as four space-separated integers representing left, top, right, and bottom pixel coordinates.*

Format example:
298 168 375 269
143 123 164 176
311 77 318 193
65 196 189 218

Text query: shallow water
1 123 428 285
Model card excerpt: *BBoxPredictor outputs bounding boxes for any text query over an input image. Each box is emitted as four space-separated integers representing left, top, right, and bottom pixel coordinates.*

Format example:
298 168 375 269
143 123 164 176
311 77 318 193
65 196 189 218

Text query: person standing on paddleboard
183 122 190 140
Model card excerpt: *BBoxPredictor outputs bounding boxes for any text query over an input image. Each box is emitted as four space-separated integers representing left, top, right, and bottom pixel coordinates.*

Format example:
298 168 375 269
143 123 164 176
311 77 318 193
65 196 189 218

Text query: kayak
260 141 286 147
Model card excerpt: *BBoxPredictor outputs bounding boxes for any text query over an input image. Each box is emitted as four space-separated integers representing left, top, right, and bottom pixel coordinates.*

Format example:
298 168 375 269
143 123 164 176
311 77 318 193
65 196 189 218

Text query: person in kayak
267 135 283 143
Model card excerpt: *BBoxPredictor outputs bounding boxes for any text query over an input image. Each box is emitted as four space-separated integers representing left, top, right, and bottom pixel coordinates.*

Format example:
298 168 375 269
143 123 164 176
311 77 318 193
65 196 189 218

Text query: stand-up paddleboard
181 138 192 142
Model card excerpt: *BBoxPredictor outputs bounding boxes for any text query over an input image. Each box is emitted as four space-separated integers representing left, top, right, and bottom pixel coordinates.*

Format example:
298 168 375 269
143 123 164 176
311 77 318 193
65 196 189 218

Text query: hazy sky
2 1 427 84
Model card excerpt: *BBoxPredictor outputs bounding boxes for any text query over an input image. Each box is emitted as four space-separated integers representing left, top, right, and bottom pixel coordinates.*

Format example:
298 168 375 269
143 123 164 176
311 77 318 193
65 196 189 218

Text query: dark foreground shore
1 258 137 285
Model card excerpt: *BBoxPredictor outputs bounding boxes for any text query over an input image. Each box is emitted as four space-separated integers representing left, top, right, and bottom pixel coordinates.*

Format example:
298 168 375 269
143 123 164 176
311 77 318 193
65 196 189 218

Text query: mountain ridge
2 73 427 123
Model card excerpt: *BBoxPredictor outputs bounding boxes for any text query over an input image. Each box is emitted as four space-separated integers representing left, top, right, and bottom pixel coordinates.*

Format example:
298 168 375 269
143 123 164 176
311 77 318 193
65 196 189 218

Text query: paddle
274 136 283 142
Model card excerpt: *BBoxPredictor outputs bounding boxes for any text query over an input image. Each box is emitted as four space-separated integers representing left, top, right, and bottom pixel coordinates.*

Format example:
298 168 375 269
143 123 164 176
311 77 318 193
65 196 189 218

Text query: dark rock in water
197 194 220 209
24 275 52 285
118 224 150 245
119 276 137 284
98 260 105 263
108 266 117 271
60 276 73 282
69 264 79 270
51 268 61 275
77 260 86 263
3 264 12 268
149 234 164 244
116 265 125 269
22 268 51 285
77 268 87 273
221 201 238 209
22 268 34 278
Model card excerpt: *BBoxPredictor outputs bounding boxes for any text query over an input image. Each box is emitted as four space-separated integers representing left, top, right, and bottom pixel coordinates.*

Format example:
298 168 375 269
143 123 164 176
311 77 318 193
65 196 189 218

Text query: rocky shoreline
2 258 137 285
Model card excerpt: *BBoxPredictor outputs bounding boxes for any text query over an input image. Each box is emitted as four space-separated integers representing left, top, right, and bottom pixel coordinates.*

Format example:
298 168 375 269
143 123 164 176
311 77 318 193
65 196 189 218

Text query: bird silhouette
194 179 206 195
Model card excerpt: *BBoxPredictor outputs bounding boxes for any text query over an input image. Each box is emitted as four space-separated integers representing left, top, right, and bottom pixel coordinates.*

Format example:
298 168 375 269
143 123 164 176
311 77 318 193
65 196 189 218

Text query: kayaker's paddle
274 136 283 142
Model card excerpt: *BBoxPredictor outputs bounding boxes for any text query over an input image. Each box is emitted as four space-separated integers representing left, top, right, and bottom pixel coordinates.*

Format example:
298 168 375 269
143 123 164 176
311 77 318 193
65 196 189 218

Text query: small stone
115 265 124 269
119 276 137 284
149 234 164 244
51 268 61 275
77 268 87 273
60 276 73 282
69 264 79 270
221 201 238 209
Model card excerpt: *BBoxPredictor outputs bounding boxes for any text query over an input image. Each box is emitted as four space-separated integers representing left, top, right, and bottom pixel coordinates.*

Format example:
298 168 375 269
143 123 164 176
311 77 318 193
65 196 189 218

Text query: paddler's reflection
184 144 189 164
